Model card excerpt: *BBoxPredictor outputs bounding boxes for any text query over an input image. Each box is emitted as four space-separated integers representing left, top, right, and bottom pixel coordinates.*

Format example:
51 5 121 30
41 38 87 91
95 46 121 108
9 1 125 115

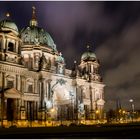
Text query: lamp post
89 85 93 120
50 108 55 126
129 99 135 122
122 110 126 122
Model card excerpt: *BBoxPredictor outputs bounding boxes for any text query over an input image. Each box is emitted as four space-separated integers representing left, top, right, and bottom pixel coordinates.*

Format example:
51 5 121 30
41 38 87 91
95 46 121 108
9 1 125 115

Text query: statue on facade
39 53 51 70
58 65 64 74
24 33 30 43
46 58 51 70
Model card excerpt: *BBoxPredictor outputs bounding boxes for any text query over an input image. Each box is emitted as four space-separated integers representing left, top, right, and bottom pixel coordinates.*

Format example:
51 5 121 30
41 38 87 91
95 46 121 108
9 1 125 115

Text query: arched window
7 80 14 88
26 79 34 93
28 84 33 93
6 75 15 88
8 42 14 52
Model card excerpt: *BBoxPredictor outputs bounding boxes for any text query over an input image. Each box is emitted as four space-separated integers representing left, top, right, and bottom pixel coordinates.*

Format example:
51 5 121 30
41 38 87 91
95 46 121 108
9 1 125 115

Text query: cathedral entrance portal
7 98 15 121
27 101 34 121
57 105 68 120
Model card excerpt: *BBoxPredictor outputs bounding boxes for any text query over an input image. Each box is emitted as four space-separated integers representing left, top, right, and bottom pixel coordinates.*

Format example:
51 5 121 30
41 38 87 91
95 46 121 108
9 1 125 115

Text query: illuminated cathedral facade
0 7 105 126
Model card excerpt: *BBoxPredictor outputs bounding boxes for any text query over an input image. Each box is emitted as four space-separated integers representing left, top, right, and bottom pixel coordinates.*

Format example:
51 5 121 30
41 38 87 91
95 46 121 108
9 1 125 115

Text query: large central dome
20 26 57 51
20 6 57 52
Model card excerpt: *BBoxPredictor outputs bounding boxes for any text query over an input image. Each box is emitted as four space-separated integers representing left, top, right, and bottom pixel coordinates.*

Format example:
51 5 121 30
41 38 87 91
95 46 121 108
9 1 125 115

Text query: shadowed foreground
0 123 140 138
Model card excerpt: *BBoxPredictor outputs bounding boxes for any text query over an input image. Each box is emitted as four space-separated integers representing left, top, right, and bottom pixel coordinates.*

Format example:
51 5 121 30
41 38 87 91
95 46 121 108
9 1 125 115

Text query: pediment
4 88 22 99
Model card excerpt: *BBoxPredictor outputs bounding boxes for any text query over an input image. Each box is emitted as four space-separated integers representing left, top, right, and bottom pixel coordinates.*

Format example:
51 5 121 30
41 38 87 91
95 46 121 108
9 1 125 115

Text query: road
0 123 140 138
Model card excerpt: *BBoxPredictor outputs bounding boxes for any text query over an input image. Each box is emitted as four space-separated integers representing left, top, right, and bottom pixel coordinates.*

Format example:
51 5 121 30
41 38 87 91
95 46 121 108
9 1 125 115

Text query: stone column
75 83 79 120
20 76 26 120
47 79 52 100
41 78 46 109
16 41 18 53
36 102 39 120
14 99 18 120
3 36 6 50
3 99 7 120
16 75 18 90
101 88 104 99
89 86 94 120
1 72 6 127
41 79 46 120
20 75 25 93
39 80 42 108
0 72 2 87
3 38 7 61
45 81 48 100
20 75 25 105
0 98 1 119
6 38 8 51
17 75 21 91
38 79 45 121
17 99 20 120
34 79 38 94
89 86 93 111
43 79 46 100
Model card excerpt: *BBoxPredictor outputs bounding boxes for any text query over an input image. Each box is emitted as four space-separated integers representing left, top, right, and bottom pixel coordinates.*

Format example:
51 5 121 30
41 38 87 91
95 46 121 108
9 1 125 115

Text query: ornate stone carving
39 54 51 70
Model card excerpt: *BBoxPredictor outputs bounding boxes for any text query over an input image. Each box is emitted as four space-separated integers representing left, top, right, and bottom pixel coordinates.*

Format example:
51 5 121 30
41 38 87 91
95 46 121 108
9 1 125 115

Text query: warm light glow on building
96 110 99 114
50 108 55 113
0 6 105 128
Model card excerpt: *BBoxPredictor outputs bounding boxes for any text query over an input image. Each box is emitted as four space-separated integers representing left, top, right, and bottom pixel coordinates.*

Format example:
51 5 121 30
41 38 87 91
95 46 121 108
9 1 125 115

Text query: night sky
1 1 140 111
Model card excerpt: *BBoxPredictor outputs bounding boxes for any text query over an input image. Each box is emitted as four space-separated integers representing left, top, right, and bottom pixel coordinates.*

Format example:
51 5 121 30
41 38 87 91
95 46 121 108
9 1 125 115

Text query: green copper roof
56 55 65 64
81 51 96 61
20 26 57 52
0 19 18 32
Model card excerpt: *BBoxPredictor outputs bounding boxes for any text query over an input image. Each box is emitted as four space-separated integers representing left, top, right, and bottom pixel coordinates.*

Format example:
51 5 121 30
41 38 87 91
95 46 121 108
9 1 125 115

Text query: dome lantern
81 45 96 61
30 6 38 27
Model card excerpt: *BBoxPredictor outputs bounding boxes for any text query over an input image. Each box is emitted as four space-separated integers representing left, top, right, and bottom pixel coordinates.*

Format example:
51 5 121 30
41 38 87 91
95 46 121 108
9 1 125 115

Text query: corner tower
78 45 101 82
0 13 21 64
72 45 105 120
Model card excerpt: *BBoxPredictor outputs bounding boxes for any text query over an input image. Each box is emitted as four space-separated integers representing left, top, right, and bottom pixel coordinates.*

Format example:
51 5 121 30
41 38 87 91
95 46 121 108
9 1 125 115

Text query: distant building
0 7 105 125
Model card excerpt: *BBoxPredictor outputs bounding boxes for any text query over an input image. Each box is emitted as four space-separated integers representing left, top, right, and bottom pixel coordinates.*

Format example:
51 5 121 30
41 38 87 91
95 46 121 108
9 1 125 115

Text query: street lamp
129 99 135 122
50 108 55 126
50 108 55 113
129 99 135 112
95 110 99 122
96 110 99 114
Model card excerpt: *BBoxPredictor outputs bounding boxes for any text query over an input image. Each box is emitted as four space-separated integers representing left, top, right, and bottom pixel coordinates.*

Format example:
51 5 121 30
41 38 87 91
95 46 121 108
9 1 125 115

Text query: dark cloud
0 2 140 111
97 18 140 111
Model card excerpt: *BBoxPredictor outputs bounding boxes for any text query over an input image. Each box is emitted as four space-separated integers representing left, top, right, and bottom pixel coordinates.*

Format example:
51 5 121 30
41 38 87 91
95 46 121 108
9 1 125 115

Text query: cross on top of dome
86 44 94 51
32 6 36 20
6 12 10 18
59 52 62 56
87 45 90 49
30 6 38 26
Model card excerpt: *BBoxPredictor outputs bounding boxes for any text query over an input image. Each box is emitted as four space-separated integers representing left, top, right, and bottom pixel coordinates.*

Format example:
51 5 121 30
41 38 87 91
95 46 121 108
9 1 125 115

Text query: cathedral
0 7 105 127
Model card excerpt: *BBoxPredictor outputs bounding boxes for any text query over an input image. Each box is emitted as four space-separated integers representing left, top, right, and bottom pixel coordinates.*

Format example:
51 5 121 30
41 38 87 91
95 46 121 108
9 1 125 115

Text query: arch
6 75 15 88
8 42 14 52
52 82 71 105
26 78 34 93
